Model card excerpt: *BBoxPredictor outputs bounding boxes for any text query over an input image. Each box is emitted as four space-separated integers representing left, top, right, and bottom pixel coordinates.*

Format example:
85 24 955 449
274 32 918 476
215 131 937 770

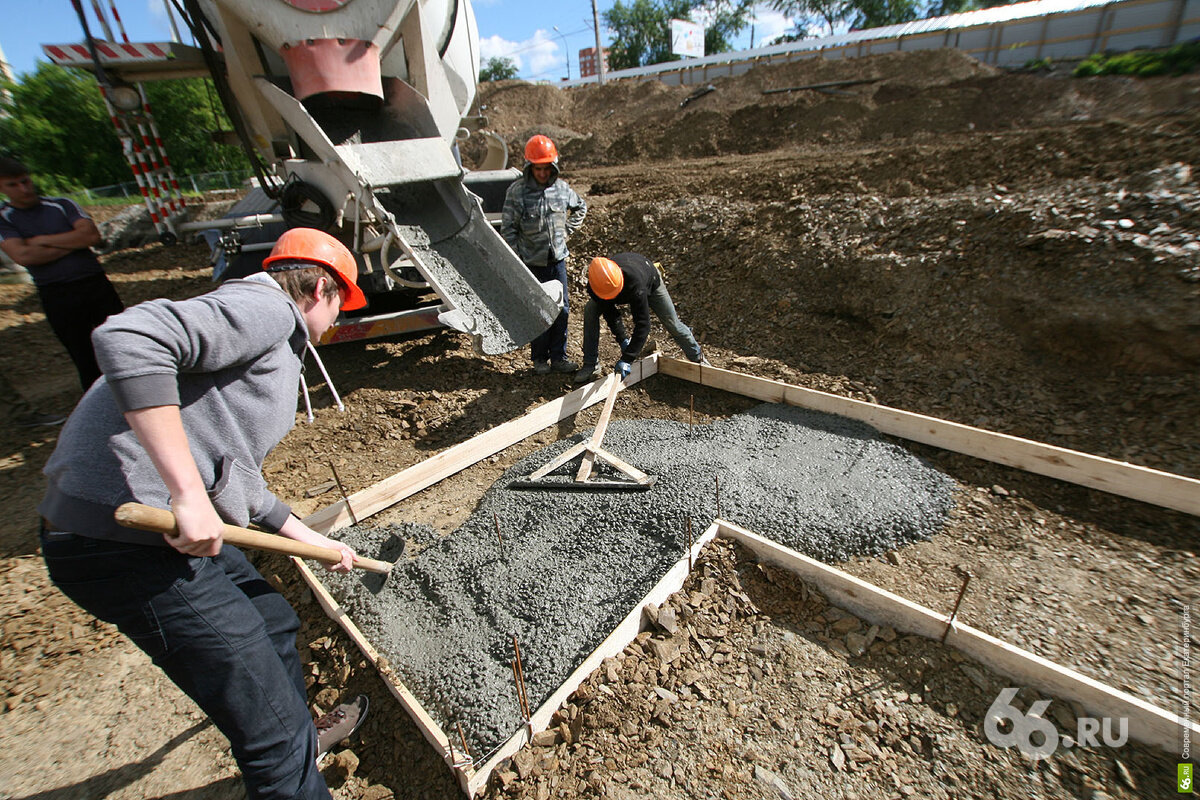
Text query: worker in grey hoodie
39 228 370 800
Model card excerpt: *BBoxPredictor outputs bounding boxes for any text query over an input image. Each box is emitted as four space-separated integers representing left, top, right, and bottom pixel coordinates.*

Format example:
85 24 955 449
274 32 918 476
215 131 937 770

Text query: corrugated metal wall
564 0 1200 88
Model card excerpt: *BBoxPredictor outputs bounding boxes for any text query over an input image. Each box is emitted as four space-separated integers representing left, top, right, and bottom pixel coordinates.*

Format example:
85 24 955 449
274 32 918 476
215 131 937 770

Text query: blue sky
1 0 796 84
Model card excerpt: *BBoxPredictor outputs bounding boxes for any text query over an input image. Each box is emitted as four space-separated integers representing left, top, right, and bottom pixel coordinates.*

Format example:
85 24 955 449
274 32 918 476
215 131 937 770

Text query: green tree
849 0 919 28
480 56 520 82
603 0 753 70
143 78 247 175
0 63 246 192
0 62 124 191
769 0 851 36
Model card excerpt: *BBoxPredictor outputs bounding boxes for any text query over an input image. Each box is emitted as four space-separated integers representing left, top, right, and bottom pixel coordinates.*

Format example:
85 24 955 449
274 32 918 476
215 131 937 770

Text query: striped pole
108 0 130 43
138 84 186 211
161 0 182 43
100 86 168 238
89 0 116 41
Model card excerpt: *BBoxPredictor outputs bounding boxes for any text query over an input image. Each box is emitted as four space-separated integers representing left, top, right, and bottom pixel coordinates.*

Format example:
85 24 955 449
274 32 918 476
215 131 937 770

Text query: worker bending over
576 253 710 383
39 228 369 800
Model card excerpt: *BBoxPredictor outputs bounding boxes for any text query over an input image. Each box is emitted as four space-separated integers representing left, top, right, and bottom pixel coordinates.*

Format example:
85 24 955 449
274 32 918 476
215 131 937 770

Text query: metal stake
328 461 358 525
512 635 530 719
687 516 693 572
456 721 473 762
941 572 973 643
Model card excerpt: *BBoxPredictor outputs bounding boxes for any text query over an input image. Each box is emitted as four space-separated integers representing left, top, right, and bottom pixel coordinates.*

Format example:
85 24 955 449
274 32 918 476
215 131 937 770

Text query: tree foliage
480 56 520 82
0 63 124 192
0 62 246 192
769 0 851 36
142 78 247 175
603 0 753 71
770 0 1022 39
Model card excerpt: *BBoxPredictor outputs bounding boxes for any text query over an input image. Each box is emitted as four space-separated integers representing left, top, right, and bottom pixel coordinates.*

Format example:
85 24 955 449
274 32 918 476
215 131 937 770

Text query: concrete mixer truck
42 0 559 354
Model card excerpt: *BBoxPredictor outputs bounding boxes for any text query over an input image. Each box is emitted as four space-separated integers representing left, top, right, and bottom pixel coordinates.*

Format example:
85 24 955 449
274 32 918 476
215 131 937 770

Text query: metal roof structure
563 0 1200 87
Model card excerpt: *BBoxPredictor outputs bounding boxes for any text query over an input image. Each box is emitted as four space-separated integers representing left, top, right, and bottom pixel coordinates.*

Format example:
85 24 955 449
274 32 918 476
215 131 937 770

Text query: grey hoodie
40 273 308 545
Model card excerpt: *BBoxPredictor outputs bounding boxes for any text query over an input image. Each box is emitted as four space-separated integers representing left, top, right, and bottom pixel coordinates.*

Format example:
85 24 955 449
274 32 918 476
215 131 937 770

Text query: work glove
620 338 630 352
614 360 632 378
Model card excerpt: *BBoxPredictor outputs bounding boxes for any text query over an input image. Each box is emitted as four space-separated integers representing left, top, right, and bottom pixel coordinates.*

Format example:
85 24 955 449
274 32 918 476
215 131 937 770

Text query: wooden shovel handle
114 502 393 574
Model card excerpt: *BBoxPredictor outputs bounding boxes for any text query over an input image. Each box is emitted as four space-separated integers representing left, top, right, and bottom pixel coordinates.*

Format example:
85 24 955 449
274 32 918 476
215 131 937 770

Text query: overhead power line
491 24 593 60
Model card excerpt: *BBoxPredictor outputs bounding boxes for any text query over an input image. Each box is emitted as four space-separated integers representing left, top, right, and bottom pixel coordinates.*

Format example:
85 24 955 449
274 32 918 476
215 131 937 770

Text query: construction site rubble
1 45 1196 800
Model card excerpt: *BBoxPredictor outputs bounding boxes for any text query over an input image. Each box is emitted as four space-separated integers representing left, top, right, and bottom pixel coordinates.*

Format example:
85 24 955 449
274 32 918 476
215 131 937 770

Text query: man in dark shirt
0 157 124 390
575 252 709 383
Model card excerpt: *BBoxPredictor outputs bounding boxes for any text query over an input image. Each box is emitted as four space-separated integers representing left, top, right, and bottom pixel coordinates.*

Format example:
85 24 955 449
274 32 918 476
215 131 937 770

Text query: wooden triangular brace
509 377 656 492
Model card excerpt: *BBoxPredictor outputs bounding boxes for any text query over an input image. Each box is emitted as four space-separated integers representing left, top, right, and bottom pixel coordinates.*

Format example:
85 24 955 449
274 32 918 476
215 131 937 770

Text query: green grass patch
1074 41 1200 77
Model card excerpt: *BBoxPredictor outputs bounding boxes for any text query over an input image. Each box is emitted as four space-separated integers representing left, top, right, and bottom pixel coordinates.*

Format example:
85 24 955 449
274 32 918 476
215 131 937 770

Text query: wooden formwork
294 354 1200 795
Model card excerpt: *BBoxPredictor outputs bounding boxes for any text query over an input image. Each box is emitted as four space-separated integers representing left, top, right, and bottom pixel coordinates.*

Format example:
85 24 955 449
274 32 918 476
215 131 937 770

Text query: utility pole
591 0 607 85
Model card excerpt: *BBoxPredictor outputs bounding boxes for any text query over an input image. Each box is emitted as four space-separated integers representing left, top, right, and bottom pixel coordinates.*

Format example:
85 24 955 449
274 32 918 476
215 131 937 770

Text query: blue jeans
582 280 703 365
526 259 569 363
40 529 330 800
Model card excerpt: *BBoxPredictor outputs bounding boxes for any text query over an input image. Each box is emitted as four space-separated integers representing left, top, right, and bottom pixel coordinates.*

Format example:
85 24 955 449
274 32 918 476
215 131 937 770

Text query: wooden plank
527 440 589 482
466 522 722 795
305 360 658 534
595 448 652 483
288 557 473 792
578 378 623 482
716 520 1200 754
660 357 1200 516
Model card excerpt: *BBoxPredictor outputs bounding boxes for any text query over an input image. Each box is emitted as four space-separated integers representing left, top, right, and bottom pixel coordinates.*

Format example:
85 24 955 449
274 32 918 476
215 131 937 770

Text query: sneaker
533 361 552 375
550 359 579 373
316 694 369 762
14 411 67 428
573 363 601 384
699 358 713 367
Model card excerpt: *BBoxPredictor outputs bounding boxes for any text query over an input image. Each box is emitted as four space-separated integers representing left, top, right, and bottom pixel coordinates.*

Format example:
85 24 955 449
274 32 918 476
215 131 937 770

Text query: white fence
68 169 253 204
565 0 1200 88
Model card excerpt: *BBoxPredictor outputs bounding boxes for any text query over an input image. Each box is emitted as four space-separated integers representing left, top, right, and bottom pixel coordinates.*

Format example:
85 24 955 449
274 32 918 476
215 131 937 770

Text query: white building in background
0 41 13 115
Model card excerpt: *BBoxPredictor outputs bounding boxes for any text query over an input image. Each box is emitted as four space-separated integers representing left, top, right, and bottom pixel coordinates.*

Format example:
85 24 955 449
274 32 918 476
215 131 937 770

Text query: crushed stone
323 403 957 757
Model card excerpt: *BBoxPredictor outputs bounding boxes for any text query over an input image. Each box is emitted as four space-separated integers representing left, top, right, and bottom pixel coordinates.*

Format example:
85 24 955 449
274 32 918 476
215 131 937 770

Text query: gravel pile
324 403 956 758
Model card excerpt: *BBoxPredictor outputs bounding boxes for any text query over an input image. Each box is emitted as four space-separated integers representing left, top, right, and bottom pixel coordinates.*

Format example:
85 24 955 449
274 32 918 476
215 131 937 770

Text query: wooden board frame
718 519 1199 754
292 354 1199 795
660 357 1200 516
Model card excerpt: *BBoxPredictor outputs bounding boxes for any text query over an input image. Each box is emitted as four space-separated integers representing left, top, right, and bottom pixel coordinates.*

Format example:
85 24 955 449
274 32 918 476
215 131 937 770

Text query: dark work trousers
37 273 124 391
41 529 331 800
526 259 569 364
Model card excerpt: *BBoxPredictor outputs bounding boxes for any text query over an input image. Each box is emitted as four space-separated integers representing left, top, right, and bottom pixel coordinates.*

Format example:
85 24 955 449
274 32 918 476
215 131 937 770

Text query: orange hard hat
588 257 624 300
263 228 367 311
524 134 558 165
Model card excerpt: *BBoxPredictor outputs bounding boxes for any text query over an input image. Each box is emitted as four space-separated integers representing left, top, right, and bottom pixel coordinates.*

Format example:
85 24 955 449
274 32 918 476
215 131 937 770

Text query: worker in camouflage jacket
501 134 587 375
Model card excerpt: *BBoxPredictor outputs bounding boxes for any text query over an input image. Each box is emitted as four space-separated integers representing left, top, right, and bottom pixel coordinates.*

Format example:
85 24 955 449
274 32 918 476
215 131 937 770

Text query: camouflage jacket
500 163 587 266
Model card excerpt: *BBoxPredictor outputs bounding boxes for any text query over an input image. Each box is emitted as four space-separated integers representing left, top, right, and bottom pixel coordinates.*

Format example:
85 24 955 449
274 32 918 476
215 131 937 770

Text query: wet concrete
323 403 957 758
396 222 558 355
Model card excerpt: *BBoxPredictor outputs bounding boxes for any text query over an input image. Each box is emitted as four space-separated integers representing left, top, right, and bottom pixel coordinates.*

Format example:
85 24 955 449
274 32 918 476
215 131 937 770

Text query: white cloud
479 34 525 71
749 8 795 44
480 30 564 81
145 0 183 40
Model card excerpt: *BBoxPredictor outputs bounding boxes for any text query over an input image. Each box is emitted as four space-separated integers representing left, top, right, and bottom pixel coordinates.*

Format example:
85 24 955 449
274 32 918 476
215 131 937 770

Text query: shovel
114 502 394 574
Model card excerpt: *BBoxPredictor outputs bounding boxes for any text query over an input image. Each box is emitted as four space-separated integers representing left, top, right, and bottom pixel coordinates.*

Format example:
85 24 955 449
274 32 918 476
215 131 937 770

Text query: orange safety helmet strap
263 227 367 311
588 257 624 300
524 134 558 165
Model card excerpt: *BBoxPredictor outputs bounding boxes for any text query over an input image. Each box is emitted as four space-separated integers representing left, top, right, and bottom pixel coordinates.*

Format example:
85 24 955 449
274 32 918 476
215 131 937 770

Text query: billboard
671 19 705 58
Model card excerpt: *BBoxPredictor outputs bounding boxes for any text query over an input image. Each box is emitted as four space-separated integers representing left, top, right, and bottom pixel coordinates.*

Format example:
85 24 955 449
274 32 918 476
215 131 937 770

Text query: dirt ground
1 49 1197 799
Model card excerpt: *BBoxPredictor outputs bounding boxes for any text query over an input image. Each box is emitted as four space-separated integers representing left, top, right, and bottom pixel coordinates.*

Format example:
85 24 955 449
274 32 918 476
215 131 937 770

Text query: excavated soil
1 49 1198 799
